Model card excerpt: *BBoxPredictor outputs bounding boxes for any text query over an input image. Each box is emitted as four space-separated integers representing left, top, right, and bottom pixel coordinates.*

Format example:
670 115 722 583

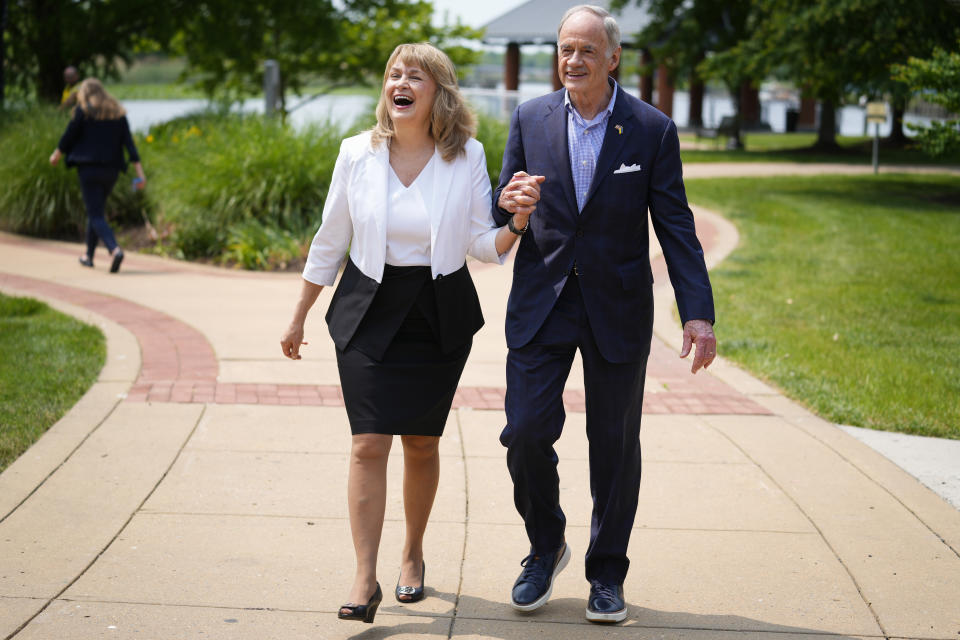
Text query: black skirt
336 265 470 436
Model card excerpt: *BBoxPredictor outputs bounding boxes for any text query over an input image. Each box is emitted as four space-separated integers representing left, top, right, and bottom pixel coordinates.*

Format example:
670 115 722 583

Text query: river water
124 85 928 138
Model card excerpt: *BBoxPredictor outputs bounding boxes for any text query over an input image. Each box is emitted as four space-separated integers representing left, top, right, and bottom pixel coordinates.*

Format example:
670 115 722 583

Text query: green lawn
679 132 960 166
0 294 105 472
685 174 960 439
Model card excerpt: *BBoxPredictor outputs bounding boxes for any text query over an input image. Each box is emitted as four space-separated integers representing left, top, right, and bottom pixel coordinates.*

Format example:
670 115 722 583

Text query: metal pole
872 122 879 175
264 59 280 117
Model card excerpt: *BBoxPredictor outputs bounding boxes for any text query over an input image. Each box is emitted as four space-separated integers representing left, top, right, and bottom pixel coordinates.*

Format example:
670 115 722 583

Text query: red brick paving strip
2 234 771 415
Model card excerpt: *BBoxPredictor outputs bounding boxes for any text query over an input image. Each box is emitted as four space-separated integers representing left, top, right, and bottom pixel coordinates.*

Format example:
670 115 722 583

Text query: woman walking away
279 43 535 624
49 78 146 273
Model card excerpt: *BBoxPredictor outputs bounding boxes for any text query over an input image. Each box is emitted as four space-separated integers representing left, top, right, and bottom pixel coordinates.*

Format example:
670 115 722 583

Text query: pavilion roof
481 0 652 46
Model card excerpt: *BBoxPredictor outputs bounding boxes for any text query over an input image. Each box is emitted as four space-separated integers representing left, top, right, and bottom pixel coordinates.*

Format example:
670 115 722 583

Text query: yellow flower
172 135 179 143
146 134 155 144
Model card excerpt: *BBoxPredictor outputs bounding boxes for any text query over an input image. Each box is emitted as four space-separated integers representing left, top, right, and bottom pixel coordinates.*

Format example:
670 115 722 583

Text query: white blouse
385 155 434 266
301 132 505 286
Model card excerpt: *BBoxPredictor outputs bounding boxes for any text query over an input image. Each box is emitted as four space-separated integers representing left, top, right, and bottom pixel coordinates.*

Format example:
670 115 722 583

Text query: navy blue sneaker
585 581 627 623
510 542 570 612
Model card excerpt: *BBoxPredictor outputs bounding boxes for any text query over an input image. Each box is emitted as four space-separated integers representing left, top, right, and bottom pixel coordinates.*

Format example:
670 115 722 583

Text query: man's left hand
680 319 716 374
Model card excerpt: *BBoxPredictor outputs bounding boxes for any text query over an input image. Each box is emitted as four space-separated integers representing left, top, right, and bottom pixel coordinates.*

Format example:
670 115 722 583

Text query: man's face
557 11 620 101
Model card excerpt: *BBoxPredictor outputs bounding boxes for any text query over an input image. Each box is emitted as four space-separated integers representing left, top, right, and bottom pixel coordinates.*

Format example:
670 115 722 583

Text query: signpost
866 102 887 175
264 60 280 117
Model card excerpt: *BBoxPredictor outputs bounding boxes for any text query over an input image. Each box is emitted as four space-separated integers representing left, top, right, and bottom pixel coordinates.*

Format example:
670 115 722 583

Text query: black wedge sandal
338 583 382 623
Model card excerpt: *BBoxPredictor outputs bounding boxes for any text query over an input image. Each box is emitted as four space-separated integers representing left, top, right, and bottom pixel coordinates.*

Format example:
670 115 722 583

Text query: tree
3 0 186 104
892 43 960 156
176 0 481 115
705 0 960 149
613 0 762 149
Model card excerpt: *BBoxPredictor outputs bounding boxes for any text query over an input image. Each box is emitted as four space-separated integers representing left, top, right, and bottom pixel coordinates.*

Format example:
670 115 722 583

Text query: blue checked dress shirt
565 81 618 212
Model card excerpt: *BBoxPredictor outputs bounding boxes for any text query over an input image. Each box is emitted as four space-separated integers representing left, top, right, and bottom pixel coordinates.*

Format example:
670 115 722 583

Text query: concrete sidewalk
1 171 959 638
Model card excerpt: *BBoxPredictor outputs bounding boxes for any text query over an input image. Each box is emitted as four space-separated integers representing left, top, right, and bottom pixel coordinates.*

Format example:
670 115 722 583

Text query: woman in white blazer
280 43 538 624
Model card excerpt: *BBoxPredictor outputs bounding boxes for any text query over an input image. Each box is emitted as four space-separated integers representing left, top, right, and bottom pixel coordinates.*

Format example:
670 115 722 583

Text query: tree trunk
886 99 907 147
687 52 705 129
815 99 839 149
726 80 744 150
31 0 65 104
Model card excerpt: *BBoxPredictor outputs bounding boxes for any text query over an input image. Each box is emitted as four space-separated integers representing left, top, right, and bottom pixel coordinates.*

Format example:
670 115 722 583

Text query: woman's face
384 59 437 130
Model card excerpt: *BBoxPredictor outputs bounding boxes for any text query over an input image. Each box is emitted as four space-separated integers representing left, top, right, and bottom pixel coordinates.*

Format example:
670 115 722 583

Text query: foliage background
0 106 511 269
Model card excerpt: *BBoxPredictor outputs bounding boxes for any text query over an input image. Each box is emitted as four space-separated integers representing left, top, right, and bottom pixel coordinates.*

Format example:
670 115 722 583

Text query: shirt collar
564 77 618 126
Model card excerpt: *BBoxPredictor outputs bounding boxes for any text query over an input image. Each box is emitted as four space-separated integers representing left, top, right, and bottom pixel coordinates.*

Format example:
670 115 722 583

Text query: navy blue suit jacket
493 85 715 363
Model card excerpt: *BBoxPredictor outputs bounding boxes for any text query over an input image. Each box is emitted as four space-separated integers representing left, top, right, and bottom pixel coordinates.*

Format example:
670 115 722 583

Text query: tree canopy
893 43 960 156
3 0 186 103
175 0 480 113
615 0 960 149
2 0 481 110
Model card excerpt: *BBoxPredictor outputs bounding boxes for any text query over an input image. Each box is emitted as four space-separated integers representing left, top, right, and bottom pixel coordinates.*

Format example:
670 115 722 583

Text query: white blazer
302 131 504 286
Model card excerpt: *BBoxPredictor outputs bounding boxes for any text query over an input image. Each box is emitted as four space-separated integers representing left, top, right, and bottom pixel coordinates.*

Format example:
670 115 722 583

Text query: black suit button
576 229 584 237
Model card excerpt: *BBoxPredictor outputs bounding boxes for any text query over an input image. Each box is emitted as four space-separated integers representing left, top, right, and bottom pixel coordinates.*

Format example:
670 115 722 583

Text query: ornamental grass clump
145 112 343 263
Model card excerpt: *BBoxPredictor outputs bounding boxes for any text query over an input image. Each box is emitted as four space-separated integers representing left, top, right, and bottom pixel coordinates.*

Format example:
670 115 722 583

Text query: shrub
0 106 149 237
144 112 344 261
222 219 304 270
475 111 509 189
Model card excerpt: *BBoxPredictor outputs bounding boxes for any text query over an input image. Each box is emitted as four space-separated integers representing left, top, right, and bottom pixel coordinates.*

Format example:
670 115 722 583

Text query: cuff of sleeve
473 228 508 265
301 265 339 287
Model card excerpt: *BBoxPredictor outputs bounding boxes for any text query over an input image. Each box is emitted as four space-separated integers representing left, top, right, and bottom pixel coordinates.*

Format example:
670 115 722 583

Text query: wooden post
639 49 653 104
505 42 520 91
655 63 673 118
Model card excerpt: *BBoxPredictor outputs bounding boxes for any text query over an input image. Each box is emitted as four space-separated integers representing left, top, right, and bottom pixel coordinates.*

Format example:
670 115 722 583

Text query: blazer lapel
544 98 578 215
429 148 450 258
369 143 390 266
582 87 635 215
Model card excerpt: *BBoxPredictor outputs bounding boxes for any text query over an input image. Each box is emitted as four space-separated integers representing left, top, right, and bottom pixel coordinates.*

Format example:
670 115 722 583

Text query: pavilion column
655 63 673 117
551 48 562 91
740 81 760 129
505 42 520 91
798 96 817 130
639 49 653 104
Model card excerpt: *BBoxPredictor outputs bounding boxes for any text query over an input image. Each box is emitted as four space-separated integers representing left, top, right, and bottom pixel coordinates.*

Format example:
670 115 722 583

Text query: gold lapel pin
614 124 623 134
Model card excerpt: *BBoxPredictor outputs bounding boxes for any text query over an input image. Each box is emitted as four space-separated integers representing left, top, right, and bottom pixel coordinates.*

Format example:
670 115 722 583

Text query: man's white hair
557 4 621 56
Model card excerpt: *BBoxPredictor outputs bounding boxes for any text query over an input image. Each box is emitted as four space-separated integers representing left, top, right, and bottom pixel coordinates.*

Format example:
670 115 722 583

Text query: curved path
1 163 958 640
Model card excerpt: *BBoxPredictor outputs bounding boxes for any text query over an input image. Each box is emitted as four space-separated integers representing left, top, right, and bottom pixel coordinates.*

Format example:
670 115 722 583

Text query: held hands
499 171 545 223
679 319 717 374
279 323 309 360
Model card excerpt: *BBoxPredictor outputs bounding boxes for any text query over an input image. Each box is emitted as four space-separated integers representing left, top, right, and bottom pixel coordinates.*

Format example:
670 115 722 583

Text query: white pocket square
613 163 642 174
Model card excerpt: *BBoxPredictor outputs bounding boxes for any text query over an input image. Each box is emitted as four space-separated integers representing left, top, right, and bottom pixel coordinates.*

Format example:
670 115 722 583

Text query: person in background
60 66 80 110
49 78 145 273
279 42 533 624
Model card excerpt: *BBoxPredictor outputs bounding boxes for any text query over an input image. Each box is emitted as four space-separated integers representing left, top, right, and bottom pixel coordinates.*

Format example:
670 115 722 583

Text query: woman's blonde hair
370 43 476 162
74 78 126 120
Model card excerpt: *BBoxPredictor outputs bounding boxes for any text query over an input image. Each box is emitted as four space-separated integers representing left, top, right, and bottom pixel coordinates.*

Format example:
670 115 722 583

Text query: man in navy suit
493 4 717 623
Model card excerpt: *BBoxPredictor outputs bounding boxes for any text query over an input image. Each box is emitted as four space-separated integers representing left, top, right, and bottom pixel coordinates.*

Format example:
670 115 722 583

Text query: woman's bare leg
397 434 440 592
343 433 392 610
